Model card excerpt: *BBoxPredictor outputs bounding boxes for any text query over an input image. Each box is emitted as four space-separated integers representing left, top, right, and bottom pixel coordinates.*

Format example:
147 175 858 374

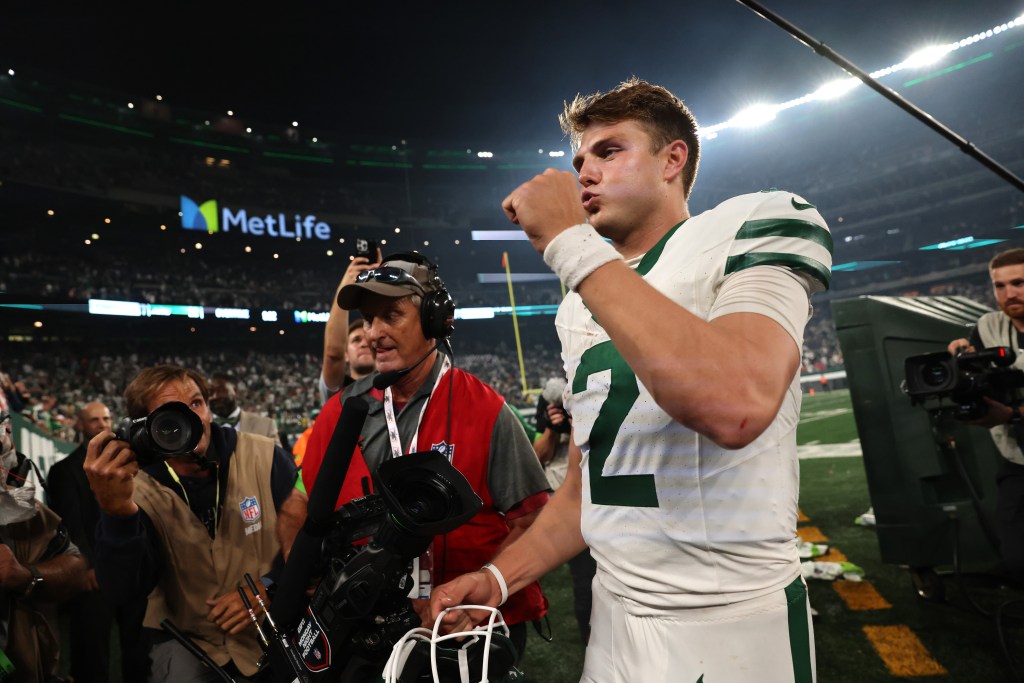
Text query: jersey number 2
573 341 659 507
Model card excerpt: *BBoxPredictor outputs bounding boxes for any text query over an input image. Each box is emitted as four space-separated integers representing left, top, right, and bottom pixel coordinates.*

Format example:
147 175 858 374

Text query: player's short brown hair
124 365 208 419
990 247 1024 270
560 77 701 197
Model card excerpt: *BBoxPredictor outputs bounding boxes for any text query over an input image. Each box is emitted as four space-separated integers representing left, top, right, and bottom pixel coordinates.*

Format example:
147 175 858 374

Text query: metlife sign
180 196 332 240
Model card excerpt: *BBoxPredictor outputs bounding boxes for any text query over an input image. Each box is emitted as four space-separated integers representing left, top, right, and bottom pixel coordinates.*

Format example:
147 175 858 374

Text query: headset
383 251 455 340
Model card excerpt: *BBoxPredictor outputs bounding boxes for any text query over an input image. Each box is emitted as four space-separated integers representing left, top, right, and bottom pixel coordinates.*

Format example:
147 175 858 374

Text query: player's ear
662 139 688 184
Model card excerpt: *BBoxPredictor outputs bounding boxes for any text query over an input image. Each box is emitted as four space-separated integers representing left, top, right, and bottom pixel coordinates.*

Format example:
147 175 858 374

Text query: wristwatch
23 565 43 598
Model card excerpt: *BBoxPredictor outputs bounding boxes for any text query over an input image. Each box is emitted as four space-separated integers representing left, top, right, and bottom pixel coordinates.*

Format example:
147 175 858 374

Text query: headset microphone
373 341 444 390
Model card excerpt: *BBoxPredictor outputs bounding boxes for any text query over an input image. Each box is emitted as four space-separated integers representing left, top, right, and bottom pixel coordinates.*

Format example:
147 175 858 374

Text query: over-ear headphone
382 251 455 340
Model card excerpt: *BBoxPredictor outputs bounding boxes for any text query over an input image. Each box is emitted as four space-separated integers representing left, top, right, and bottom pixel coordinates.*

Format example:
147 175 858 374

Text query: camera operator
947 247 1024 578
298 252 551 672
84 365 307 683
0 392 89 683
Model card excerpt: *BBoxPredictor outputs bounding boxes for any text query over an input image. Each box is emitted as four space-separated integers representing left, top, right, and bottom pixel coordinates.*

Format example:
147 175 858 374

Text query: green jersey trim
724 252 832 289
735 218 834 255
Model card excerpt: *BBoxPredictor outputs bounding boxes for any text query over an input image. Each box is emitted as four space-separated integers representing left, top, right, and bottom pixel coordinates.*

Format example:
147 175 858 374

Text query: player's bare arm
431 435 587 632
574 264 800 448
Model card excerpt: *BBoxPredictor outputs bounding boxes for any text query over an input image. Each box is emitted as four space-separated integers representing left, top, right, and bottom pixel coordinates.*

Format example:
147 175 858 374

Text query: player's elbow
658 392 776 450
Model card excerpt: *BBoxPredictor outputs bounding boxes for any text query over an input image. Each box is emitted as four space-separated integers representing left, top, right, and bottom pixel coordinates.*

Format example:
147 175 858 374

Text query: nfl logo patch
430 441 454 461
239 496 261 524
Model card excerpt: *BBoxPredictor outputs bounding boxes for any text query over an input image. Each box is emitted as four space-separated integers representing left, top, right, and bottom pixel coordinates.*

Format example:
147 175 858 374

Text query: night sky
4 1 1022 147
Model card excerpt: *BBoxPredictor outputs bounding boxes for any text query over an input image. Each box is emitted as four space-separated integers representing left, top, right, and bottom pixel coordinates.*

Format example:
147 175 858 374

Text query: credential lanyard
164 461 221 531
383 355 451 459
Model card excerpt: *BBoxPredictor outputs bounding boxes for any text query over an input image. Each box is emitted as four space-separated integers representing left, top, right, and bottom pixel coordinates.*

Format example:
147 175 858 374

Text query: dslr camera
112 401 203 467
904 347 1024 420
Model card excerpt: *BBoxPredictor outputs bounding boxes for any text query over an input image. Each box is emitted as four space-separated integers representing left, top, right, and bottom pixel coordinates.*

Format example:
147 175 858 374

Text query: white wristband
481 563 509 606
543 224 624 291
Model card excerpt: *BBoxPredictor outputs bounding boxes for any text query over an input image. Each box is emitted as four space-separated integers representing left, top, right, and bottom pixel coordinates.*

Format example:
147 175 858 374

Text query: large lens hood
374 450 482 536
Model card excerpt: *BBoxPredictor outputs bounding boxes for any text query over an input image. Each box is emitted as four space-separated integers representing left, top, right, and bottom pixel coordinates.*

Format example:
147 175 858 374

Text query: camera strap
383 355 451 459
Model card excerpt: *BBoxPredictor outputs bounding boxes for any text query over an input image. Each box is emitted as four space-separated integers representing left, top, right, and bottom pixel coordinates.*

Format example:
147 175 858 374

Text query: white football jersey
558 190 832 609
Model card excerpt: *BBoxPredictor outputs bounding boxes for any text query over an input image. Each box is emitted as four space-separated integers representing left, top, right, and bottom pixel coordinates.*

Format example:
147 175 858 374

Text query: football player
431 78 832 683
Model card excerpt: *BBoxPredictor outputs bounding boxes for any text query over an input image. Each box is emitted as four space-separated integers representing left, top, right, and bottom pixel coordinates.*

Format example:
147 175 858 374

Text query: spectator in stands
0 391 89 683
947 247 1024 578
84 364 306 683
208 372 281 445
46 401 149 683
319 250 382 404
298 252 551 677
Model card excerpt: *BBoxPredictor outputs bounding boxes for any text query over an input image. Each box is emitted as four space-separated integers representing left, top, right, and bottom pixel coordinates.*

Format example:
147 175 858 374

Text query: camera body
285 450 483 674
112 401 204 467
355 238 377 260
904 347 1024 420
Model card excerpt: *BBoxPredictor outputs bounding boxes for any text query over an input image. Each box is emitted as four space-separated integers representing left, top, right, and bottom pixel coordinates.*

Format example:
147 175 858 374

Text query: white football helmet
382 605 522 683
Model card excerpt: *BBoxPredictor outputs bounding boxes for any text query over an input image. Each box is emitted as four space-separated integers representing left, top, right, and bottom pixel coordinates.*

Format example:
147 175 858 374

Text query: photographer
1 392 89 683
84 365 306 683
947 247 1024 577
299 253 550 670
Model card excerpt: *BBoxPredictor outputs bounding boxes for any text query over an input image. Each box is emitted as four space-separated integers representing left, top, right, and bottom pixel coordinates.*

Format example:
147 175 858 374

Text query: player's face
572 119 678 241
992 263 1024 321
360 294 433 374
347 327 376 377
146 378 212 456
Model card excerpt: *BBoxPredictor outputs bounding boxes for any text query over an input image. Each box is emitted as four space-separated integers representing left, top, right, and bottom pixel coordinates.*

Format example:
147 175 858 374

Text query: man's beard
1000 299 1024 321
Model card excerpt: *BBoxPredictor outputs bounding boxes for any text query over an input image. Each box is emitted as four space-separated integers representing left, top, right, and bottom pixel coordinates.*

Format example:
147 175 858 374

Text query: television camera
904 346 1024 420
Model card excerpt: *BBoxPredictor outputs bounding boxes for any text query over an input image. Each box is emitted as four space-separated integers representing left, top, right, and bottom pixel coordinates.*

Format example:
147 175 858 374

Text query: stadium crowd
1 266 997 452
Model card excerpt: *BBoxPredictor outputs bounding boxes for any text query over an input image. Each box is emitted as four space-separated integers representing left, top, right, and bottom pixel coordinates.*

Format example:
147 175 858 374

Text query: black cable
995 599 1024 682
934 414 1024 680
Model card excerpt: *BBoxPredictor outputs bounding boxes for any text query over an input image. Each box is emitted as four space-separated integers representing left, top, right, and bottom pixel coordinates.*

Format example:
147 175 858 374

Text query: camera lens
921 362 951 388
396 479 453 523
148 409 195 453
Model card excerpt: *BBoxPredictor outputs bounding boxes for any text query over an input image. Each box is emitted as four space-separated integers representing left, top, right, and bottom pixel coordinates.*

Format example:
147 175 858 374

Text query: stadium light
700 13 1022 140
7 69 13 77
127 102 134 109
729 104 778 128
91 233 99 239
812 77 860 100
902 44 954 69
156 94 163 101
548 151 565 158
477 151 494 158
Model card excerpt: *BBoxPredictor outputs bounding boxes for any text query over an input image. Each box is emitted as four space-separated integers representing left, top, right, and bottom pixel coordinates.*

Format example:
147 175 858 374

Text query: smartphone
355 238 377 259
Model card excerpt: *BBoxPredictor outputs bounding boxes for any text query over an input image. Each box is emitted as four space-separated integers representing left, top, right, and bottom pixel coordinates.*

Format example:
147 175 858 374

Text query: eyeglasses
356 266 423 290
